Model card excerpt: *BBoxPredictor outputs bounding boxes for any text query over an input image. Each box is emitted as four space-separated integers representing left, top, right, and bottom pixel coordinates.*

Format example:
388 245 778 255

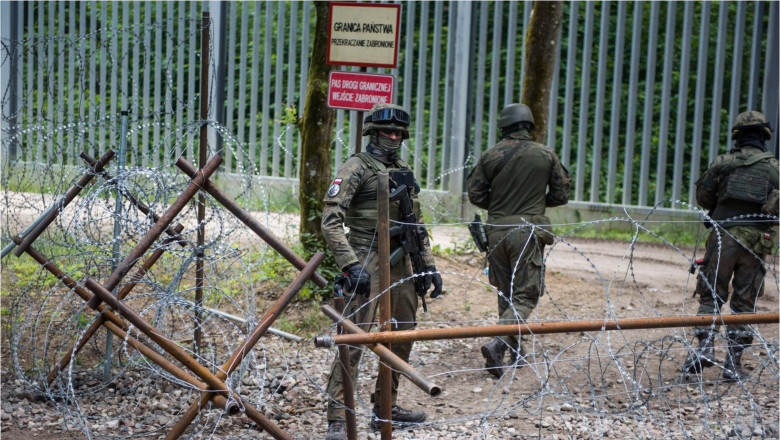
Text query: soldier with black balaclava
321 103 442 440
683 110 779 381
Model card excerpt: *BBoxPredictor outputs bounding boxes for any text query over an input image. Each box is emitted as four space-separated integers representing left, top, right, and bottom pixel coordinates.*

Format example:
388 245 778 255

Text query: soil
2 226 778 439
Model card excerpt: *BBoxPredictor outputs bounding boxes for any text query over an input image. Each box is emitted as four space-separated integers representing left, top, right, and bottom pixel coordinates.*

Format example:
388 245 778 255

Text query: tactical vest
713 150 776 226
344 152 420 232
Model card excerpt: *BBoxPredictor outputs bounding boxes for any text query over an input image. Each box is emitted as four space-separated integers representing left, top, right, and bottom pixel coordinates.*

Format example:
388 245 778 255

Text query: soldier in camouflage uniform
322 103 443 440
466 103 571 378
682 110 779 381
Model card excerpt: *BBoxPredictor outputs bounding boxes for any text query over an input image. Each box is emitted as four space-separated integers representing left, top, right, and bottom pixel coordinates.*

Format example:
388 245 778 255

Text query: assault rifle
388 183 431 312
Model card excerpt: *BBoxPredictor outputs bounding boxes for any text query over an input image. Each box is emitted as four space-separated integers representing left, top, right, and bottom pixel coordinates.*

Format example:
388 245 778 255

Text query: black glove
424 265 443 298
343 263 371 298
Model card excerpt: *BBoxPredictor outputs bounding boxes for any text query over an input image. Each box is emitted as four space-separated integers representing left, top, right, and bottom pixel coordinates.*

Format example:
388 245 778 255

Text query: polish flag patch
327 178 343 197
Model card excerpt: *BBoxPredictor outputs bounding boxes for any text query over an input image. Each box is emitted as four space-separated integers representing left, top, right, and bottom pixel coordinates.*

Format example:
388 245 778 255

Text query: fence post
450 2 471 214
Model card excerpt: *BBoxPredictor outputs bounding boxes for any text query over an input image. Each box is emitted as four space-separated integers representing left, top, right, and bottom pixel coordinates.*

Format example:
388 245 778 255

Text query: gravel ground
2 235 778 439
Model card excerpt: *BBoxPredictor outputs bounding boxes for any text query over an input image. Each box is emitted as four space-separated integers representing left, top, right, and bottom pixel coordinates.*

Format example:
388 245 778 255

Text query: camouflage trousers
486 225 546 349
694 226 771 343
325 247 419 422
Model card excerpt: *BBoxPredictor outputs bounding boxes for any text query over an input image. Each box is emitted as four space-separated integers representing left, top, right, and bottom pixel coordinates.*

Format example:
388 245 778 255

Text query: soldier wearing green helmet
467 103 571 379
322 103 441 440
683 110 779 381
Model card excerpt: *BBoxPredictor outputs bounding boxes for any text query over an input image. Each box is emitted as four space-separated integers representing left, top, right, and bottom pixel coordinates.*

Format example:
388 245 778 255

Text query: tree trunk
299 1 336 260
521 1 563 144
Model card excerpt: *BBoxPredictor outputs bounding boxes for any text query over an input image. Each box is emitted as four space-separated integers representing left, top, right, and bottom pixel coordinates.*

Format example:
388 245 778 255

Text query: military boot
723 341 749 382
481 337 507 378
369 405 427 430
682 333 716 374
325 420 346 440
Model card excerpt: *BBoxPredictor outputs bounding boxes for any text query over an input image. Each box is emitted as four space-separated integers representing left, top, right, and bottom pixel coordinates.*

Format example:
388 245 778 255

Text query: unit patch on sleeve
327 178 343 197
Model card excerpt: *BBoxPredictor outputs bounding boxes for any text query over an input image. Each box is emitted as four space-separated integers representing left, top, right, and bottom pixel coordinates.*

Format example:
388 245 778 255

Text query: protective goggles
365 107 410 126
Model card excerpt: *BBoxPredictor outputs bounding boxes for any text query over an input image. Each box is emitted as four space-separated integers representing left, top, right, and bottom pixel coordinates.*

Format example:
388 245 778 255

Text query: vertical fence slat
56 1 64 165
224 3 237 172
130 1 141 165
248 5 261 168
747 2 764 111
688 2 711 206
402 2 415 164
621 2 643 206
590 2 611 204
413 2 429 183
638 2 660 207
272 2 285 177
762 2 779 156
671 3 694 208
449 2 471 196
441 2 455 190
561 2 579 168
606 2 626 204
546 23 562 150
574 2 594 202
141 4 151 167
708 2 729 165
426 2 443 189
487 2 502 151
654 2 677 205
236 3 249 168
285 2 297 179
261 1 272 175
152 3 162 167
472 1 489 164
67 1 76 165
728 2 747 126
503 1 517 106
298 2 311 171
176 3 185 160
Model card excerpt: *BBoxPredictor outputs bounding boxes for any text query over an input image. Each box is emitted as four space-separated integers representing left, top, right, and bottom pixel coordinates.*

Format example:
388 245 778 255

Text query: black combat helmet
498 103 535 131
362 103 410 139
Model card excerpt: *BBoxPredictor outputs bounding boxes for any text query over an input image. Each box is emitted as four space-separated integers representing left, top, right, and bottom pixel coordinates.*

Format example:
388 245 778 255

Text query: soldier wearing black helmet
466 103 571 378
322 103 442 439
682 110 779 381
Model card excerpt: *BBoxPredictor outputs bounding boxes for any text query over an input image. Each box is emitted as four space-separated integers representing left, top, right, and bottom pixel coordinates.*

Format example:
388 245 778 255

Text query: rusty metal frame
12 149 115 257
316 313 780 347
9 149 330 439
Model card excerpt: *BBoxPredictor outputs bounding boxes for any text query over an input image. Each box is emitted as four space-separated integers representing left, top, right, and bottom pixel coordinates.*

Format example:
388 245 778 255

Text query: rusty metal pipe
318 313 780 347
320 305 441 398
13 238 128 332
175 157 328 288
79 152 187 246
14 149 115 257
45 225 185 385
100 320 240 415
86 155 223 310
334 297 358 440
167 252 325 440
83 278 241 404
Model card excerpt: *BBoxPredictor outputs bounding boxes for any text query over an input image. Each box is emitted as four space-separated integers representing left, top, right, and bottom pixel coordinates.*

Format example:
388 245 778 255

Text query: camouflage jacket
696 146 779 229
321 150 435 271
466 130 571 224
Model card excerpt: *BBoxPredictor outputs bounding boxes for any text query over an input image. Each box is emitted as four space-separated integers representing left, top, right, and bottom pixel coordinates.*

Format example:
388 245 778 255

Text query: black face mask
367 144 399 164
734 130 768 151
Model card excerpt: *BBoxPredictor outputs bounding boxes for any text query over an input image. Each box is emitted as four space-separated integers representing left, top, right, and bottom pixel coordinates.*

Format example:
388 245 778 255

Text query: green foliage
274 300 331 337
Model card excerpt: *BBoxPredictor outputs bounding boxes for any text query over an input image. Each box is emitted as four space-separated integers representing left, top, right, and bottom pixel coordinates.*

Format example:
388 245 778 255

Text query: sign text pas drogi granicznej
327 71 395 112
327 2 401 68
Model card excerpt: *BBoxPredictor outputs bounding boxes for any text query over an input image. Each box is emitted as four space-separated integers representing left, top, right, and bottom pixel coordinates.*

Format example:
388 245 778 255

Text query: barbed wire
2 20 779 440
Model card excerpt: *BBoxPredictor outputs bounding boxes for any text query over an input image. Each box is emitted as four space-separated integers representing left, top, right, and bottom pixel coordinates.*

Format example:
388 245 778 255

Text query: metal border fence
1 1 777 218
